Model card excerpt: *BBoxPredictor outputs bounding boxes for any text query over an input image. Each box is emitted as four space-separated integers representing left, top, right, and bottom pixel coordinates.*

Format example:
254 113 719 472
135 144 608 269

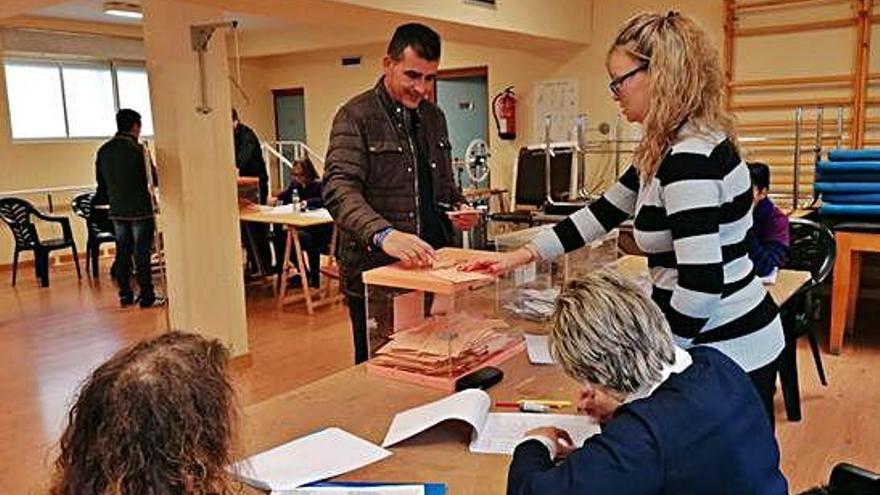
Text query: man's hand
577 384 623 424
524 427 576 459
447 205 481 231
381 230 437 267
460 247 534 275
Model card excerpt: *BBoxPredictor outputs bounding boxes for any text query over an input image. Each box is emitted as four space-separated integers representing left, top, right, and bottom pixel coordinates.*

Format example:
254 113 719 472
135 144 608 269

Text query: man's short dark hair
387 23 441 62
748 161 771 191
116 109 141 133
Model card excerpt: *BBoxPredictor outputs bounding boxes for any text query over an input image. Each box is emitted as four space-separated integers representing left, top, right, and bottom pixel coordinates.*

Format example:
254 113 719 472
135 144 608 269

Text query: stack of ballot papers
371 314 522 376
523 334 555 365
502 288 559 321
382 389 600 455
230 428 391 491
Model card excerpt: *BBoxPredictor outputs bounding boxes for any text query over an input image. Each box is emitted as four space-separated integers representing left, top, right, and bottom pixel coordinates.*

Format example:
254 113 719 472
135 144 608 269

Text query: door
435 69 489 189
273 88 306 185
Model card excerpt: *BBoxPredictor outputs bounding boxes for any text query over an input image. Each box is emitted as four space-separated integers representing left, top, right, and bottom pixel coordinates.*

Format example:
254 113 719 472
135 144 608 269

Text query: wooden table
830 229 880 354
239 255 810 494
239 205 334 314
613 255 810 307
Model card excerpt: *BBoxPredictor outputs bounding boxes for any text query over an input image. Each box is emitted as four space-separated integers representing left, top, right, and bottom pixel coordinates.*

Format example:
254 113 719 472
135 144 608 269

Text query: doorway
272 88 306 186
435 67 489 189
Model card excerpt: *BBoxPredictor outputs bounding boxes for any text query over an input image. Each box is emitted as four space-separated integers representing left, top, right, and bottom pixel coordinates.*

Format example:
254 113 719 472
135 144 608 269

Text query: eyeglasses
609 64 648 96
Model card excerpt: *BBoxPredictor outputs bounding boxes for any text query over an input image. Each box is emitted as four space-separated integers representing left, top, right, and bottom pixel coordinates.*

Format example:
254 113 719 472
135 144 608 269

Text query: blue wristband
373 227 394 249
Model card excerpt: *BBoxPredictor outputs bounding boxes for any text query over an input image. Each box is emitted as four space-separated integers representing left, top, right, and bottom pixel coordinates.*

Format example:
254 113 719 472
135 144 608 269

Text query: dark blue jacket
507 347 788 495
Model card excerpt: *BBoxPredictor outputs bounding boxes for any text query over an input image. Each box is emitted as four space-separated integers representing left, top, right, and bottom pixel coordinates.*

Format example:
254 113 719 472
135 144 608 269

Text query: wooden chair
71 192 116 277
0 197 81 287
778 218 834 421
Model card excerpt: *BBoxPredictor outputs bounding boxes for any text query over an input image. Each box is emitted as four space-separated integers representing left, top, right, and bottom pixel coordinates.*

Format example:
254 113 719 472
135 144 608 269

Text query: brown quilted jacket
323 78 465 297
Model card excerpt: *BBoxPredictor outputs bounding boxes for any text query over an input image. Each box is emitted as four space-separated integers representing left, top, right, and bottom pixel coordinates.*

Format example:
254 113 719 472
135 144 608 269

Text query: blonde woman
506 270 787 494
467 11 783 422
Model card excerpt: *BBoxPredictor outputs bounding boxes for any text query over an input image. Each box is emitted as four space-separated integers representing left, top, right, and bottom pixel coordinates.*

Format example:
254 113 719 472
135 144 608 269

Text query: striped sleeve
530 166 639 260
659 155 724 339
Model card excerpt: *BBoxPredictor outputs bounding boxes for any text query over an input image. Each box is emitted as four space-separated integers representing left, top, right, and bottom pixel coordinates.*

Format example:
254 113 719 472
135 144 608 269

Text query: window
3 59 154 140
62 64 117 138
4 62 67 139
116 66 154 136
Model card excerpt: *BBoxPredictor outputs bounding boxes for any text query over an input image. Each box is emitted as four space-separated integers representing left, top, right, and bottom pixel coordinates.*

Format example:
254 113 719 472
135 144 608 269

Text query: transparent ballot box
362 248 527 391
492 226 620 322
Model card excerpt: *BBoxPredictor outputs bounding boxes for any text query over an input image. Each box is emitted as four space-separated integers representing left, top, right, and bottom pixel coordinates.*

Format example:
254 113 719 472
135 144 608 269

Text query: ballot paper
382 389 599 455
524 334 555 365
231 428 392 491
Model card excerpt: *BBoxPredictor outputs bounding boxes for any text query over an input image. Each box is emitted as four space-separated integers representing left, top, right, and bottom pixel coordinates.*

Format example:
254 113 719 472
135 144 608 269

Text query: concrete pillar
141 0 248 356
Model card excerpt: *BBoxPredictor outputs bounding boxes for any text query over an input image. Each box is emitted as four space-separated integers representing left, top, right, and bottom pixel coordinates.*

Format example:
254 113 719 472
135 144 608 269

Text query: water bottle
290 188 301 213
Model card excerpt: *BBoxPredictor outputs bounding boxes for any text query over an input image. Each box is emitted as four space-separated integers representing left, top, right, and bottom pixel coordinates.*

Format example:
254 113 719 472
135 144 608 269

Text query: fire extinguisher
492 86 517 140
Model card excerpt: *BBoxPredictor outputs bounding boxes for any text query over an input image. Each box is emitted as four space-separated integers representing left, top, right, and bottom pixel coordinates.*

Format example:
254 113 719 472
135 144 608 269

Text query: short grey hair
549 269 676 394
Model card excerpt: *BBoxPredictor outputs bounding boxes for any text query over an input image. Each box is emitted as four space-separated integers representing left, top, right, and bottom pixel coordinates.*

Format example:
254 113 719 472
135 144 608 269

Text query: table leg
829 234 852 355
292 229 314 315
846 252 862 336
276 228 295 309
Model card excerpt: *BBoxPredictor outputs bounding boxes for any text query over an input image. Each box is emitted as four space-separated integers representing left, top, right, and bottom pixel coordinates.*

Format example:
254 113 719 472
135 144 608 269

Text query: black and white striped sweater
531 128 783 372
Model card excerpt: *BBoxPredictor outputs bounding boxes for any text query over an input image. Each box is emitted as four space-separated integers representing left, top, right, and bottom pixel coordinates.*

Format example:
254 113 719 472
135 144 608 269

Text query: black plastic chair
778 217 835 421
0 197 81 287
71 192 116 277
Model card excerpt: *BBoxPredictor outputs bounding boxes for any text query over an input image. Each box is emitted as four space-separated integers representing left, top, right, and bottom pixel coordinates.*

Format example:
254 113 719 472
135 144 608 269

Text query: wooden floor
1 261 879 494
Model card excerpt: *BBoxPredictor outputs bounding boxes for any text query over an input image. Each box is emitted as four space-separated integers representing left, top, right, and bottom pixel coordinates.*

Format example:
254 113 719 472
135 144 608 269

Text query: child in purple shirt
747 162 790 278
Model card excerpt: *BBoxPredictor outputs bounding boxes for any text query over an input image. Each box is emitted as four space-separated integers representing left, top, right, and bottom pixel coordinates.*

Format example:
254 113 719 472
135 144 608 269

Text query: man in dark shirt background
95 109 164 308
233 108 272 273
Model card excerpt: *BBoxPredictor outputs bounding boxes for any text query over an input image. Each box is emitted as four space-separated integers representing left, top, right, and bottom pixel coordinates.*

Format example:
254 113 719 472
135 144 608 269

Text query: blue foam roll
814 182 880 193
828 149 880 161
822 193 880 204
816 172 880 182
816 161 880 173
820 203 880 216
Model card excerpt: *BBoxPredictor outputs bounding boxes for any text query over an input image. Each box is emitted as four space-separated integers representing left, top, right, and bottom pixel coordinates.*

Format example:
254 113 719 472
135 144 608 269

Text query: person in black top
273 158 332 287
233 108 272 273
95 109 164 308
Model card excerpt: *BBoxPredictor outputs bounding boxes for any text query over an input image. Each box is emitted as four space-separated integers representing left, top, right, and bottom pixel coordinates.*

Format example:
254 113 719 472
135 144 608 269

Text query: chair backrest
71 192 93 220
0 197 38 248
514 146 574 208
788 217 836 289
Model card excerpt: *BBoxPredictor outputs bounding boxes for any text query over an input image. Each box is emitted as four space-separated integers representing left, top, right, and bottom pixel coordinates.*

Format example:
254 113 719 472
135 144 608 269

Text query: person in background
465 11 784 423
507 270 788 495
323 23 480 363
273 157 332 288
48 331 239 495
747 162 790 279
233 108 272 274
95 108 164 308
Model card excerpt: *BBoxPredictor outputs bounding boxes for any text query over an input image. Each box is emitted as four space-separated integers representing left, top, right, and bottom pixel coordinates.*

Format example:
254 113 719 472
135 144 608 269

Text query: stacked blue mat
816 149 880 216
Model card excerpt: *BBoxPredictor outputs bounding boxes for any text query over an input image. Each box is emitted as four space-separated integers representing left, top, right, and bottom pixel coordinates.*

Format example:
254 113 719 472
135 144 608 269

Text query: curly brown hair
48 331 238 495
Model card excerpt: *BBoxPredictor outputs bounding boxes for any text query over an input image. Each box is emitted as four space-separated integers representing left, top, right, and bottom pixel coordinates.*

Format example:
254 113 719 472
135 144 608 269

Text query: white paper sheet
469 413 600 455
381 389 490 448
232 428 392 491
300 208 333 220
281 485 425 495
761 267 778 285
524 334 554 365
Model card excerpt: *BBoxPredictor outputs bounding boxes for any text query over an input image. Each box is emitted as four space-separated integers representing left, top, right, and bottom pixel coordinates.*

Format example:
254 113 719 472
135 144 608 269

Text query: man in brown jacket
323 23 479 363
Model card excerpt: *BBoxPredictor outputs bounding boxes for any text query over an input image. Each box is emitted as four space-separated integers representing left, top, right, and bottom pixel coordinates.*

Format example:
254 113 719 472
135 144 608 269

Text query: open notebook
382 389 599 455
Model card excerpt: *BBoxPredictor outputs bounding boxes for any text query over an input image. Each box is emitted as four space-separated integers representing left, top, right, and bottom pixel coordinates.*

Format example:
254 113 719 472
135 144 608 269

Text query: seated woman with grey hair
507 270 788 495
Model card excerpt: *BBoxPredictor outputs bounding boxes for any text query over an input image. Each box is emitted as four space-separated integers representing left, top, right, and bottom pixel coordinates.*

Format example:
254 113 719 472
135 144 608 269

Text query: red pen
495 402 520 408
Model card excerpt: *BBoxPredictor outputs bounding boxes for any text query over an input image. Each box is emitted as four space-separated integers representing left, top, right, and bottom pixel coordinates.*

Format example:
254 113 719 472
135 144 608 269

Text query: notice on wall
534 79 580 143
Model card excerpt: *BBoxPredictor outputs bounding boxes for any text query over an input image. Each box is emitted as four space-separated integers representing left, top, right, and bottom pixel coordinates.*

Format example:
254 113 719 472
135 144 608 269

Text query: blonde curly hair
610 11 738 180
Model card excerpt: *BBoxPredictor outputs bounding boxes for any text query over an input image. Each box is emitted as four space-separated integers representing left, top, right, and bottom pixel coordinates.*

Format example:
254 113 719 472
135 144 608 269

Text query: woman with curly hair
48 331 238 495
466 11 783 425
